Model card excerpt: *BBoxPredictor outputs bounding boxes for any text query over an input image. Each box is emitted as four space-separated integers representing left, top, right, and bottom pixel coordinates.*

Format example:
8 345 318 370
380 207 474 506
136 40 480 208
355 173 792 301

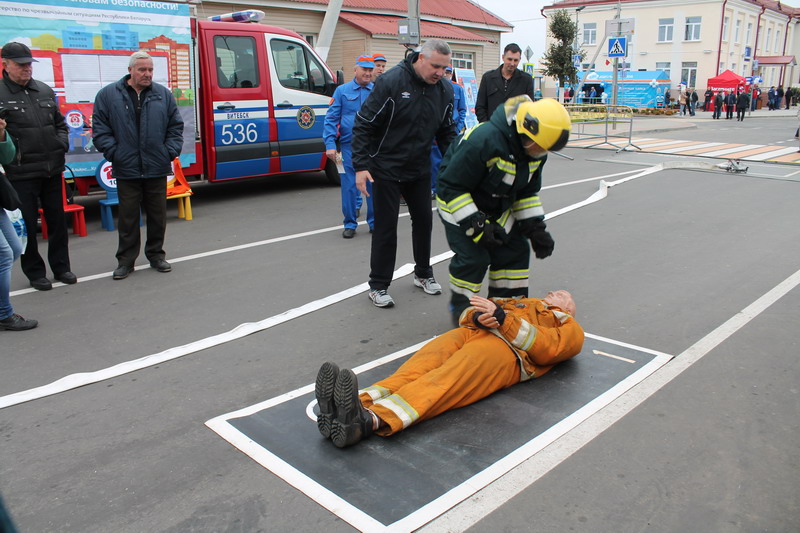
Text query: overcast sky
473 0 800 65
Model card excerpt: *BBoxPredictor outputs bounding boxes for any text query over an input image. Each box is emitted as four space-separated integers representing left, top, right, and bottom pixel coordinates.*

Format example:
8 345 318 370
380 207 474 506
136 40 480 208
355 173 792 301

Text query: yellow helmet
514 97 571 152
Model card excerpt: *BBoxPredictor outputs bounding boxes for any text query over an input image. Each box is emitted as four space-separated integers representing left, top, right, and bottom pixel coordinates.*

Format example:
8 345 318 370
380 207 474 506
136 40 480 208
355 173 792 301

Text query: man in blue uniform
430 64 467 197
324 55 375 238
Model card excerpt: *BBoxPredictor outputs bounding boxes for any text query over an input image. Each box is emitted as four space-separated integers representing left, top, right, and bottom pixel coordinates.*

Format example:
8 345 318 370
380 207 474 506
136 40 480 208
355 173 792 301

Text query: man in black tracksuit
475 43 535 123
353 39 456 308
0 42 74 291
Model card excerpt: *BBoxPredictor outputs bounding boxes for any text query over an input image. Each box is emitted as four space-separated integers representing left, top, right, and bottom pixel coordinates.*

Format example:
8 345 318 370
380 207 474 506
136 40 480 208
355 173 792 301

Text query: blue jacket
323 78 373 149
92 75 184 179
452 81 467 133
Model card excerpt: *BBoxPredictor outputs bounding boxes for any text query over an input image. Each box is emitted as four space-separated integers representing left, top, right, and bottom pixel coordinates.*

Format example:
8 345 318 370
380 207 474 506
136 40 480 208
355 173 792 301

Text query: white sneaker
368 289 395 308
413 275 442 295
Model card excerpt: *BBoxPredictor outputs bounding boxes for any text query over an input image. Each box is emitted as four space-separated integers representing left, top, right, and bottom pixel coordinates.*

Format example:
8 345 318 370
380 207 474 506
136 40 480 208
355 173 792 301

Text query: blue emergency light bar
208 10 265 23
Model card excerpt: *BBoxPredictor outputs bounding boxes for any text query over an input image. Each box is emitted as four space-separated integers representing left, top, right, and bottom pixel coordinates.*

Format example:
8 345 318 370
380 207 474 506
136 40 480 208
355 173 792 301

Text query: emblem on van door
296 106 316 129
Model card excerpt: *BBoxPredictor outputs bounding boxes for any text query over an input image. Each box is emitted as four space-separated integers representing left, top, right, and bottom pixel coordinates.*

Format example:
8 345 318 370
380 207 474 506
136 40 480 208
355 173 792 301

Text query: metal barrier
565 104 641 152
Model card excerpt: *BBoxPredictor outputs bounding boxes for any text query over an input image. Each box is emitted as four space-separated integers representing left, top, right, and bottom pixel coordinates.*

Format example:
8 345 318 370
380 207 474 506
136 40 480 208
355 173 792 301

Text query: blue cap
355 55 375 68
372 53 387 62
444 64 453 72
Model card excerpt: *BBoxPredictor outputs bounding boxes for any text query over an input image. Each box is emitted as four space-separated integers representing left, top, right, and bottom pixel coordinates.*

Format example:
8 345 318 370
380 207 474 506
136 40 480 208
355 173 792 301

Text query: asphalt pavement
1 113 798 532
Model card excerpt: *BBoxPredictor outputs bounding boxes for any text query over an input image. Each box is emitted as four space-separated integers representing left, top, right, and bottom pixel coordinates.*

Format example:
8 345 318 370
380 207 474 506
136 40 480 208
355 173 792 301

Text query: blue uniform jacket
323 78 373 149
452 81 467 133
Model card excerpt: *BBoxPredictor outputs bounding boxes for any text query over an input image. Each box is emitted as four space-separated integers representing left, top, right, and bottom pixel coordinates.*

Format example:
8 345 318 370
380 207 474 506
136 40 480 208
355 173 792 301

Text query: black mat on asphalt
225 336 666 529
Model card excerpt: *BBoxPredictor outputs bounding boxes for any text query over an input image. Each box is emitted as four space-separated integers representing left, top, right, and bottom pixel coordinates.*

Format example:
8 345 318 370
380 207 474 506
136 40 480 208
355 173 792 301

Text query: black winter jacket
475 66 534 123
0 72 68 181
92 75 183 179
352 52 455 182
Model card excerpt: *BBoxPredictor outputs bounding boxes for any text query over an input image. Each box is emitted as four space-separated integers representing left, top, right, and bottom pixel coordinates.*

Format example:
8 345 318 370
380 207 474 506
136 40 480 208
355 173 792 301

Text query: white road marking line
656 142 725 154
593 349 636 363
702 144 762 157
420 266 800 533
746 147 800 160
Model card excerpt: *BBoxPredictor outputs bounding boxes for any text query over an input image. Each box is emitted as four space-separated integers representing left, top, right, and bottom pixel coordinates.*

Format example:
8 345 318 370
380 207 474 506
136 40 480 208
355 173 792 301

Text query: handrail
565 104 641 152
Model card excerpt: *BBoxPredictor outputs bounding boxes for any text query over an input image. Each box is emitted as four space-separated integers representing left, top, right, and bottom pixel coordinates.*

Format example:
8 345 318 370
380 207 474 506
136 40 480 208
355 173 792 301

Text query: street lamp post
573 6 585 101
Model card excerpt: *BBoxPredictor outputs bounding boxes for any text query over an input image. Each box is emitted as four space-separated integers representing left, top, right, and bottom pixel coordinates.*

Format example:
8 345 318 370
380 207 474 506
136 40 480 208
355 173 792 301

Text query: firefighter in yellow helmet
436 95 571 323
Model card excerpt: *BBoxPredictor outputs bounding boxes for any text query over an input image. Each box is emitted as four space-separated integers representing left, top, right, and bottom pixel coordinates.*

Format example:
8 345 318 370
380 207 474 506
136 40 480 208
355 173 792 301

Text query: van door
202 27 274 181
266 36 333 173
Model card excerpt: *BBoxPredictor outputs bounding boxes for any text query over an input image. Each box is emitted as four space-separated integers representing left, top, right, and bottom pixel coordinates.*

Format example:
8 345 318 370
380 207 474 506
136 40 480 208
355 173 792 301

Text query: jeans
430 143 443 194
1 212 24 320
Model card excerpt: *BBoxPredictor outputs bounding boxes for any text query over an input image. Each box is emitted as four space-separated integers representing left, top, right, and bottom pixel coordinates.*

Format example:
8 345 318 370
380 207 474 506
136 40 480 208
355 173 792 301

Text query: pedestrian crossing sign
608 37 627 57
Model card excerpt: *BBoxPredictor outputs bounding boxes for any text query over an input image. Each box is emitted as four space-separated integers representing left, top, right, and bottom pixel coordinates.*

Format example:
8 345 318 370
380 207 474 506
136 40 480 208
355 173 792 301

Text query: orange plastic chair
40 174 87 238
167 158 192 220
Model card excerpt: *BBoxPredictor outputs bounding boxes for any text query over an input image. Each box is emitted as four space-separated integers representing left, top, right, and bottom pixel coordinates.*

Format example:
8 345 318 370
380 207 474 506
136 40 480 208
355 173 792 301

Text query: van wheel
324 158 341 186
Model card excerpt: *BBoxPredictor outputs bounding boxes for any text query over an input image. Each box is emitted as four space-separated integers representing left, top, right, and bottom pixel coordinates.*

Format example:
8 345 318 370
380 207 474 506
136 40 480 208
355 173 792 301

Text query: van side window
271 39 332 95
214 36 259 88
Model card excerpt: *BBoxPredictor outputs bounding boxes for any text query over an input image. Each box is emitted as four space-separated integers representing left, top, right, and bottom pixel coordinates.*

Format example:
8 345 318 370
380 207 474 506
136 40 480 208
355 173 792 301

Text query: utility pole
611 0 621 106
398 0 421 51
573 6 585 98
316 0 343 61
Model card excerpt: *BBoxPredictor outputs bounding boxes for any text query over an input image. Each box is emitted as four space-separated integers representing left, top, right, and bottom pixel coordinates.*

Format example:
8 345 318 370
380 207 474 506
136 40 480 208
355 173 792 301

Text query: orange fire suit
359 297 585 436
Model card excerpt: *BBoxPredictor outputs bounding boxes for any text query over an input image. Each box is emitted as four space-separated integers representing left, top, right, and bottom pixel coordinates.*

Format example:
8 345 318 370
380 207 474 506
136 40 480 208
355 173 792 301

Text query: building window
681 61 698 87
775 30 781 52
734 20 741 43
658 18 674 42
722 17 729 41
719 62 725 73
766 28 771 52
302 34 316 48
451 52 473 70
731 62 737 75
583 22 597 45
684 17 701 41
656 61 670 79
746 23 752 44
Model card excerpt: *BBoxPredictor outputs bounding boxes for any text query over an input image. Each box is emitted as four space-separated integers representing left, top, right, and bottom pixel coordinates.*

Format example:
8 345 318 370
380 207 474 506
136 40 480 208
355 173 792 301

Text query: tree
540 9 584 99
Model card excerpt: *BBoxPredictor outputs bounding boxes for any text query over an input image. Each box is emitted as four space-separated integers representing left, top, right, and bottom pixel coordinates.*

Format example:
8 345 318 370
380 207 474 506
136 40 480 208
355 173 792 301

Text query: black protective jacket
352 52 455 182
0 72 68 181
92 75 183 179
475 66 534 123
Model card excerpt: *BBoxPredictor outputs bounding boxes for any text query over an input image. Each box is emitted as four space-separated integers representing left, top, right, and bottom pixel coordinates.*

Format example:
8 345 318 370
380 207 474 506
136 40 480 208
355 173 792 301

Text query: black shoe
369 227 374 234
342 228 356 239
315 361 340 439
113 265 134 280
0 313 38 331
30 278 52 291
150 259 172 272
331 369 373 448
54 271 77 285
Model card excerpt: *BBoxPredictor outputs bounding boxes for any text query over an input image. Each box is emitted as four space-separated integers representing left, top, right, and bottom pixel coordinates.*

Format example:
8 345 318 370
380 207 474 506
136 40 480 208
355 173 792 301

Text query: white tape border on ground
206 336 673 533
0 166 659 410
418 266 800 533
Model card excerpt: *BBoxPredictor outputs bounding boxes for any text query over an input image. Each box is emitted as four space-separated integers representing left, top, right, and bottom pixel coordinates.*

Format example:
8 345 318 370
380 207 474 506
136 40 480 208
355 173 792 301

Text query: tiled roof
297 0 512 28
339 12 496 42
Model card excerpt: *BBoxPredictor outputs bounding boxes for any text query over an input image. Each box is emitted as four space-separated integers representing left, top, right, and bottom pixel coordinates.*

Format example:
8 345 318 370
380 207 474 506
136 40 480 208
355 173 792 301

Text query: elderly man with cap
436 96 570 323
0 42 75 291
371 53 387 78
324 55 375 238
314 289 583 448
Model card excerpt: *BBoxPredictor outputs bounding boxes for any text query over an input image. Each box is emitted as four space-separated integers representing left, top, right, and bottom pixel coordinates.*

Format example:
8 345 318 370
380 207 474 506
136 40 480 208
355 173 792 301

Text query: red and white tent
707 70 747 91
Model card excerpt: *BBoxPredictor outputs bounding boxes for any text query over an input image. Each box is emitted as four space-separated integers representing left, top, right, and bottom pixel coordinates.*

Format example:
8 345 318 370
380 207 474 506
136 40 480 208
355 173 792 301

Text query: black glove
466 216 508 249
529 229 555 259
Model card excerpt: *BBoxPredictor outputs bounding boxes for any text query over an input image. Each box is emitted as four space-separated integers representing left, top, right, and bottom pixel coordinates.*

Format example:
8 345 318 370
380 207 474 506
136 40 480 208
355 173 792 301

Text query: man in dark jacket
0 42 75 291
436 96 570 322
725 91 737 119
353 39 456 308
475 43 534 123
736 90 750 121
712 91 724 119
93 51 183 280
